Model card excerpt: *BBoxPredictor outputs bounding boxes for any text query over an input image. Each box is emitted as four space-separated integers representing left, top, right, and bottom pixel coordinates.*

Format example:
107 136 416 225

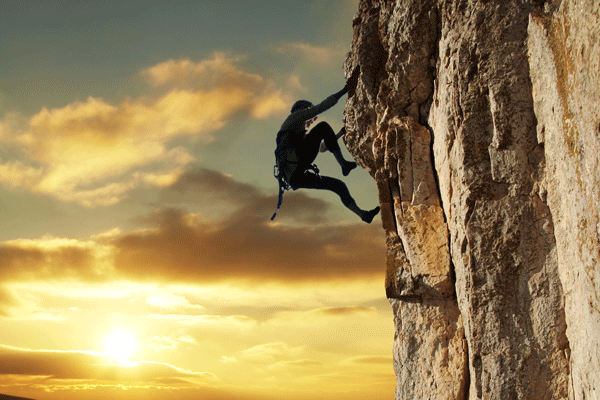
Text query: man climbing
271 68 380 223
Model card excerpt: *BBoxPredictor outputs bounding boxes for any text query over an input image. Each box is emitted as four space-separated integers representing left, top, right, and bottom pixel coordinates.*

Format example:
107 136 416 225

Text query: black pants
289 122 356 208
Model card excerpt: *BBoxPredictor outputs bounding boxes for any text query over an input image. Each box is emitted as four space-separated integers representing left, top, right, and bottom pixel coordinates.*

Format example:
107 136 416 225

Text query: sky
0 1 392 399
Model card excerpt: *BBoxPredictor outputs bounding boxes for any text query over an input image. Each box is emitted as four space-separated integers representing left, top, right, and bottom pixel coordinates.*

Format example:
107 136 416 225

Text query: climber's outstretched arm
280 86 348 132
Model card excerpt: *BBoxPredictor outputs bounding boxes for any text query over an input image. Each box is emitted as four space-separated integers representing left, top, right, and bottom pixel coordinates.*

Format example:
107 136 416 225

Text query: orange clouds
113 204 384 283
0 53 289 206
0 278 394 399
114 169 385 283
0 345 216 383
142 54 256 88
0 168 385 286
0 236 115 283
0 344 222 400
0 165 390 400
141 52 288 119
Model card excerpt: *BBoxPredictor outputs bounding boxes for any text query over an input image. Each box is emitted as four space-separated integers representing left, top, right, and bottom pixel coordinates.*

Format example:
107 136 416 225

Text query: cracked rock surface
343 0 599 399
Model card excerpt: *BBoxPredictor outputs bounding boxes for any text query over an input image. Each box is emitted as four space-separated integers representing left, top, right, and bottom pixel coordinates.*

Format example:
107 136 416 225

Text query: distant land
0 394 36 400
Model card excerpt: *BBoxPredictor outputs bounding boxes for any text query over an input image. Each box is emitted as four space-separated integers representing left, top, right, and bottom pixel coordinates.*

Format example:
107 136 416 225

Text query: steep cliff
342 1 599 399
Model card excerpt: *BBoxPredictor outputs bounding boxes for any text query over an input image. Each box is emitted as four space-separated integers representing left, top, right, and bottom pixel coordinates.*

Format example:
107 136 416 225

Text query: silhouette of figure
272 69 380 223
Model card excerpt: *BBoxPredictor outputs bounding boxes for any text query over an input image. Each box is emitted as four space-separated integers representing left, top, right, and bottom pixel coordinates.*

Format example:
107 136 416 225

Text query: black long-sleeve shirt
278 86 348 135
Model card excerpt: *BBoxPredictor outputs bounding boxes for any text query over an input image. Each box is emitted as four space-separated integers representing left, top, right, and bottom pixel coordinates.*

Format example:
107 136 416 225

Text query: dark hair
291 100 313 113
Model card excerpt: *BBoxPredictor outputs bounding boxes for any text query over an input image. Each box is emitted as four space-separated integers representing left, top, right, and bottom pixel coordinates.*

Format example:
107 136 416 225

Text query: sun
104 329 137 363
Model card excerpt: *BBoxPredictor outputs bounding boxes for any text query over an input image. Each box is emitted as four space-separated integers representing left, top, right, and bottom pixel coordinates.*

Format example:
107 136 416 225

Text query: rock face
343 0 599 399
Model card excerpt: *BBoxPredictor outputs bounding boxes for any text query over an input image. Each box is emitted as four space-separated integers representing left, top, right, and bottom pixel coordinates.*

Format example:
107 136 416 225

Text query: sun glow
104 329 137 363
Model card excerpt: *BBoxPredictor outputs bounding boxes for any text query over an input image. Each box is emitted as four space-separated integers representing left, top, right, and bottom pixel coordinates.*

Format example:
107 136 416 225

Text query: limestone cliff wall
342 1 599 399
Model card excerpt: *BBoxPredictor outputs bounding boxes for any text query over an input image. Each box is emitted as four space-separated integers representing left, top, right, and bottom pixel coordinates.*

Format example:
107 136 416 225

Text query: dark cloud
310 306 376 317
114 166 384 282
113 205 384 282
166 167 263 205
161 166 330 224
0 239 105 282
0 168 385 284
343 356 393 365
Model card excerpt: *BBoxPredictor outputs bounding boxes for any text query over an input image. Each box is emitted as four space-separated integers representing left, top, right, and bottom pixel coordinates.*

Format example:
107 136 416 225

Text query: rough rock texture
343 0 599 399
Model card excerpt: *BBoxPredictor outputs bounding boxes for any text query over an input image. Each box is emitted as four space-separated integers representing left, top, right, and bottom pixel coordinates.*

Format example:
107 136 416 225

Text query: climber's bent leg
301 122 357 176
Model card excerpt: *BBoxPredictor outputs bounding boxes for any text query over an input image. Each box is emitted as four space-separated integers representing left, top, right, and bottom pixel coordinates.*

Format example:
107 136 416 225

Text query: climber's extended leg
290 171 380 223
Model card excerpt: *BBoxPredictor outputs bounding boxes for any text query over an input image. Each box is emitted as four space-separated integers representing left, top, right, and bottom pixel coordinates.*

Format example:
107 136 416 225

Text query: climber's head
291 100 312 113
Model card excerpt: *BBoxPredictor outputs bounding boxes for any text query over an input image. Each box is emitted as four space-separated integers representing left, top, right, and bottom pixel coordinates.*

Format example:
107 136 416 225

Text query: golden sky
0 1 392 399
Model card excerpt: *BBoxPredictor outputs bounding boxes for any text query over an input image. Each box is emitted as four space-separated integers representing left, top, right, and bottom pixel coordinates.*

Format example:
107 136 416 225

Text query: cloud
161 166 340 224
0 236 115 282
0 168 384 285
267 306 377 323
141 53 289 120
0 345 217 383
0 53 289 206
150 335 197 352
0 287 19 317
296 370 394 388
309 306 376 317
250 90 288 119
258 306 379 341
4 96 198 206
143 53 254 89
339 355 393 366
238 342 303 363
147 314 256 329
145 293 206 311
114 209 383 283
165 167 263 206
266 359 322 370
275 42 344 65
0 110 26 141
286 74 307 92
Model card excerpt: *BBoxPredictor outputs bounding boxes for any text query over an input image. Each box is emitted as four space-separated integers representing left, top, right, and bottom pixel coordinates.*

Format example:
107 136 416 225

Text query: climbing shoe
361 206 381 223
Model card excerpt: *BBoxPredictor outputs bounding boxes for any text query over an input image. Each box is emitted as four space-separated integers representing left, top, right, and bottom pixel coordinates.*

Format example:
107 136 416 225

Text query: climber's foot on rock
342 161 357 176
361 206 380 223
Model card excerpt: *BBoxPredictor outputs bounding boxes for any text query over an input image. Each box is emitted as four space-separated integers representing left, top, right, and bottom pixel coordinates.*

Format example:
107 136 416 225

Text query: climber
271 68 380 223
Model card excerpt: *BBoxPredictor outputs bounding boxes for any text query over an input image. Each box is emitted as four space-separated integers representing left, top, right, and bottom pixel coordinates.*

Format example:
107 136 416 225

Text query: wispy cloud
339 355 393 366
150 335 197 352
266 359 322 370
147 313 257 329
238 342 303 363
0 53 289 206
145 292 206 311
275 42 345 65
307 305 376 317
0 344 217 382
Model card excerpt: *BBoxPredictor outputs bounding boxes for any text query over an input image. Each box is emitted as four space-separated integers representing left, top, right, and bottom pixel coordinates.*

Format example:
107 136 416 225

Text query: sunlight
104 329 137 363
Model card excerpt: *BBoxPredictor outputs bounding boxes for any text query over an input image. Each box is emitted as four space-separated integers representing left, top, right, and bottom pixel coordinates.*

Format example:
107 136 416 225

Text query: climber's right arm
280 86 349 131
